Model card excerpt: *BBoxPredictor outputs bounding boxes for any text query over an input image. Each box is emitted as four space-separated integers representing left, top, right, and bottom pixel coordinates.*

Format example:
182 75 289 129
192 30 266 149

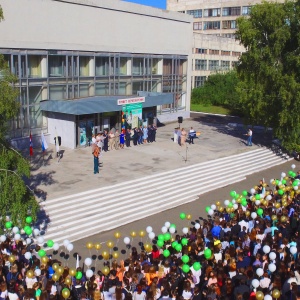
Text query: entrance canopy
40 92 173 115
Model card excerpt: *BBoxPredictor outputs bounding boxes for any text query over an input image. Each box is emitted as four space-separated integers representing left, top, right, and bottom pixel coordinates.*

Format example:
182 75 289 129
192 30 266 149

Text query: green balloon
229 190 236 198
275 179 280 185
181 255 190 263
170 224 176 229
172 241 178 248
257 208 263 216
175 244 182 252
282 179 287 185
157 240 164 248
25 227 32 235
163 249 170 257
23 225 30 232
278 189 284 195
182 264 190 273
204 248 212 259
193 262 201 271
255 194 261 200
164 233 171 241
241 199 247 206
242 190 248 196
293 172 297 178
234 193 240 200
25 216 32 224
47 240 54 247
181 238 188 246
179 213 186 220
38 249 46 257
75 271 82 280
158 234 164 241
5 221 12 229
289 171 294 176
205 206 210 213
293 180 299 186
228 202 233 208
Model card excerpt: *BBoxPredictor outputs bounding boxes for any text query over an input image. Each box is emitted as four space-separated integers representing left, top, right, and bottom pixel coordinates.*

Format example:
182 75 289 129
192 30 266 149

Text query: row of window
186 6 251 18
193 20 237 30
194 59 236 71
194 48 241 57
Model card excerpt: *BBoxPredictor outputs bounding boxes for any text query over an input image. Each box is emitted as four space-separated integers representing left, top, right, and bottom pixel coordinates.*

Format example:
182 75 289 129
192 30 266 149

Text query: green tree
236 0 300 150
0 8 39 228
191 71 242 114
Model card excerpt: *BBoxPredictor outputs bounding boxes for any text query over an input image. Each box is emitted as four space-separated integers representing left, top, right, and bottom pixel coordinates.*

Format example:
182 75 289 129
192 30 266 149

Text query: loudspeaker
178 116 183 124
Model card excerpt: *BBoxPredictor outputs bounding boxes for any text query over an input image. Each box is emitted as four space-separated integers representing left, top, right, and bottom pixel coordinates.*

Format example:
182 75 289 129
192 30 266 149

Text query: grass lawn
191 103 232 115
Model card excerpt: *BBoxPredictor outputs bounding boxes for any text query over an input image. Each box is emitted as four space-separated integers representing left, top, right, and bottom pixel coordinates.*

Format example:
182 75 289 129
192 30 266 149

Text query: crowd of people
91 124 157 174
1 166 300 300
174 128 198 147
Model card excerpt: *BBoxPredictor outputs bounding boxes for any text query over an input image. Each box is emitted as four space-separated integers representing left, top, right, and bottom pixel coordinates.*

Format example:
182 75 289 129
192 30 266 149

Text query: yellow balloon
102 251 109 260
52 273 60 282
272 289 280 299
112 252 119 259
69 268 76 277
219 206 224 212
139 230 146 237
236 198 241 203
62 288 70 299
186 214 192 220
216 201 221 206
65 277 72 285
144 243 152 251
275 202 281 209
281 216 287 223
256 291 264 300
245 211 250 217
254 185 258 190
26 270 34 278
271 215 277 221
41 256 49 264
130 231 137 238
272 180 276 185
57 266 64 275
94 243 102 251
114 232 121 239
52 263 59 271
86 242 93 249
106 240 114 249
8 255 15 263
102 266 110 276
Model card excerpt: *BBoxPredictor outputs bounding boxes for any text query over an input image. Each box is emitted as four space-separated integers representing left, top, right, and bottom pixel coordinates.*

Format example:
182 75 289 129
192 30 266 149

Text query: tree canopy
236 0 300 150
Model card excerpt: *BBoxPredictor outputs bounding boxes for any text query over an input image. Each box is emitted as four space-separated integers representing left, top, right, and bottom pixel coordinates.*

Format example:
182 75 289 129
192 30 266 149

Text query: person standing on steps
245 128 252 146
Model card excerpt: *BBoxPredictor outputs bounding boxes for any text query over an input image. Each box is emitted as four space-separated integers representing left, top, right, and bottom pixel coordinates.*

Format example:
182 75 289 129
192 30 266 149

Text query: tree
0 7 39 229
236 0 300 150
191 71 242 114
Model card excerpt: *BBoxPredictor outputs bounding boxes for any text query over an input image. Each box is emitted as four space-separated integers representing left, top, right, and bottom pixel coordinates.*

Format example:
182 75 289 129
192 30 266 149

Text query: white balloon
124 237 130 245
26 238 32 245
251 212 257 219
292 164 296 169
161 226 168 233
232 199 236 204
266 195 272 201
14 234 21 241
148 232 155 239
169 227 176 234
224 200 230 206
264 295 272 300
211 204 217 210
84 257 92 267
0 235 6 242
165 222 171 228
281 172 286 178
255 200 261 206
195 223 200 230
33 228 40 236
208 209 214 216
233 204 238 210
63 239 70 247
146 226 153 233
37 237 44 245
53 243 59 251
182 227 188 234
278 181 282 186
290 246 297 254
252 279 259 288
25 252 32 260
294 186 298 190
250 188 255 195
270 179 274 184
86 269 93 278
263 245 270 254
269 252 276 260
256 268 264 277
268 263 276 272
67 243 74 252
12 227 19 234
34 269 41 276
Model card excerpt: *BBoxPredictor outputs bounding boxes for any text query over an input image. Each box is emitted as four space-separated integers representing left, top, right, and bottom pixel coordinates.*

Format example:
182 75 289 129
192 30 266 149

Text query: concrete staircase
39 148 290 244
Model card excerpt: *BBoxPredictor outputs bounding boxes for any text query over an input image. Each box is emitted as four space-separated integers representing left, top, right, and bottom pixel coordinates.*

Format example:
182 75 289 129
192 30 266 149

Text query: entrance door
78 120 94 147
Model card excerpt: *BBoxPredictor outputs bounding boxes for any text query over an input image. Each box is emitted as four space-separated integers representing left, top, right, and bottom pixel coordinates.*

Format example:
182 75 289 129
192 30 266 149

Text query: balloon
158 234 164 241
37 236 44 245
101 266 110 276
47 240 54 247
25 252 32 260
272 289 280 299
53 243 59 251
112 252 119 259
216 201 221 206
172 241 178 248
164 221 171 228
169 227 176 234
175 244 182 252
0 235 6 242
182 264 190 273
69 268 76 276
139 230 146 237
292 164 296 169
144 243 152 252
67 243 74 252
241 199 247 206
170 223 176 229
193 262 201 271
52 263 59 271
14 234 21 240
102 251 109 260
204 248 212 259
86 242 93 249
255 200 261 206
130 231 137 238
266 195 272 201
157 240 164 248
86 269 93 279
164 233 171 241
52 273 60 282
56 267 64 275
252 279 259 288
63 239 70 247
182 227 189 234
106 240 114 248
148 232 155 239
179 213 186 219
181 238 188 246
290 246 297 254
268 263 276 272
250 188 255 194
12 227 19 234
62 288 70 299
34 269 41 276
186 214 192 220
84 257 92 267
26 216 33 224
41 256 49 264
26 270 34 278
242 190 248 196
195 223 200 230
123 237 130 244
161 226 168 233
25 227 32 235
8 255 15 263
256 268 264 277
233 204 238 210
163 249 170 257
264 295 272 300
257 208 263 216
94 243 101 251
181 255 189 263
208 209 214 216
269 252 276 260
38 249 46 257
65 277 72 285
228 202 233 208
5 221 12 229
230 190 236 198
114 231 121 239
75 271 82 280
256 291 264 300
211 204 217 211
224 200 230 206
251 212 257 219
33 228 40 236
146 226 153 233
263 245 270 254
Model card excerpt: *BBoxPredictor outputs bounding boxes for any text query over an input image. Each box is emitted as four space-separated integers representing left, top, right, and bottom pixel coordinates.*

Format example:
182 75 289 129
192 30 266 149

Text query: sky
122 0 166 9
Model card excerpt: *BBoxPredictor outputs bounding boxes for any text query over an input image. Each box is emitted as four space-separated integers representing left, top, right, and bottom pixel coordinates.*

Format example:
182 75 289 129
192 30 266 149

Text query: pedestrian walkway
39 147 290 244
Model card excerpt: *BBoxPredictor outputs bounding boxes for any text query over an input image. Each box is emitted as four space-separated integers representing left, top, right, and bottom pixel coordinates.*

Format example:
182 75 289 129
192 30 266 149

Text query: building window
209 49 220 55
95 57 109 76
232 51 241 57
222 7 241 16
193 22 202 30
203 21 220 30
28 55 42 78
242 6 251 15
194 76 206 87
223 33 235 39
208 60 219 70
95 82 110 95
195 59 207 70
187 9 202 18
232 61 239 68
222 20 237 29
203 8 221 17
132 58 144 75
49 85 66 100
195 48 207 54
221 61 230 70
48 56 65 77
79 57 90 76
221 50 231 56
